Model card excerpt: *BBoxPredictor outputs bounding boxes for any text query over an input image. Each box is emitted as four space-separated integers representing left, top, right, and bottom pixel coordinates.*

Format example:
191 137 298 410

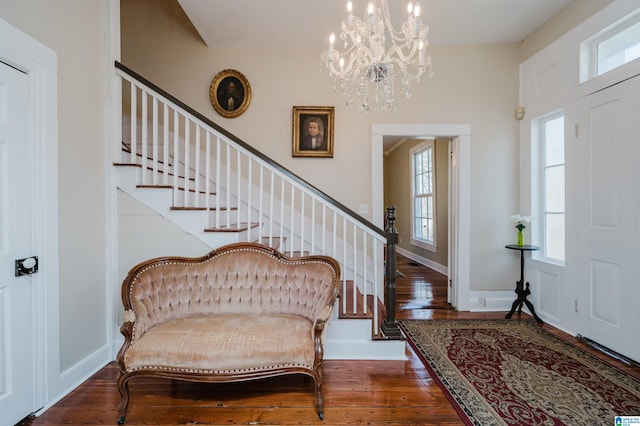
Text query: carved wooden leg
314 367 324 420
116 372 130 425
522 283 544 324
505 280 524 319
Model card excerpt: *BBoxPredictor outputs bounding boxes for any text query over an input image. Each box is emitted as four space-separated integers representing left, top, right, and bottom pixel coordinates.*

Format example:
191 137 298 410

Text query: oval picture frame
210 69 251 118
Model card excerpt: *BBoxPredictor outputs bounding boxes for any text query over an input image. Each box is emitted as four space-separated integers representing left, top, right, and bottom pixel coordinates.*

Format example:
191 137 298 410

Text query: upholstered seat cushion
124 313 315 373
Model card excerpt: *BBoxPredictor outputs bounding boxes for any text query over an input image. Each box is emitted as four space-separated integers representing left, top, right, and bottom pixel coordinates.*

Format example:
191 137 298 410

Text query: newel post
381 206 403 339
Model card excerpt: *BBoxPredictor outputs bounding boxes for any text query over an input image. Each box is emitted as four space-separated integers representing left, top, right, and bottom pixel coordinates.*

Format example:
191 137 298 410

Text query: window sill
411 238 437 253
532 256 565 269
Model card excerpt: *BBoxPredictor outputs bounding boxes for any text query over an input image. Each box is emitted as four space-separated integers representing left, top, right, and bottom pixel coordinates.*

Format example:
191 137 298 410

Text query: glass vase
517 229 524 246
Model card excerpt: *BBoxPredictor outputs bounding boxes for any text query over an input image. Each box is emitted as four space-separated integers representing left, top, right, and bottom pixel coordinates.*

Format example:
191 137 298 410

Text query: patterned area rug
400 319 640 426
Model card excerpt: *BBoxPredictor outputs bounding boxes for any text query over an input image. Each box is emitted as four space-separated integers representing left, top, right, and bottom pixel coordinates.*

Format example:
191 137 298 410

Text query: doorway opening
371 124 471 311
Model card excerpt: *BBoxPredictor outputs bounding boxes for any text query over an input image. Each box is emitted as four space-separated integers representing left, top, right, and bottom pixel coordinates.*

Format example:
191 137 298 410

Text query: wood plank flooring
19 254 640 425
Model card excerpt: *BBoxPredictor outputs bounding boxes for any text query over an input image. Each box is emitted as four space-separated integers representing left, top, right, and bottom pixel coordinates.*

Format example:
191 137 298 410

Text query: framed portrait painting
292 106 334 158
210 69 251 118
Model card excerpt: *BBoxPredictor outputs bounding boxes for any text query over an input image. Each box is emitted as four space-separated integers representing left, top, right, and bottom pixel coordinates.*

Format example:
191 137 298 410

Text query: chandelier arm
388 58 424 81
327 46 372 77
384 43 419 66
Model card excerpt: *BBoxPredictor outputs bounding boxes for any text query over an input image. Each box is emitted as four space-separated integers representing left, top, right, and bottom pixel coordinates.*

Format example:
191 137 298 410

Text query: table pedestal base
505 280 543 324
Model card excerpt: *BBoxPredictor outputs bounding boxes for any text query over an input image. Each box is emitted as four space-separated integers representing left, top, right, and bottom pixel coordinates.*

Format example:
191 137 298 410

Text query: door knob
15 256 38 277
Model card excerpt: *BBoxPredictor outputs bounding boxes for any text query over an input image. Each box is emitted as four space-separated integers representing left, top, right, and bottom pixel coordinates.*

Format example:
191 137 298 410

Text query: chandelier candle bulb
328 33 335 57
414 5 422 37
368 3 375 29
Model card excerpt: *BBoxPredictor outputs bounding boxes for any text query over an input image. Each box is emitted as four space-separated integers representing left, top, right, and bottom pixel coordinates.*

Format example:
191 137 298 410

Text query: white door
0 61 36 425
574 74 640 362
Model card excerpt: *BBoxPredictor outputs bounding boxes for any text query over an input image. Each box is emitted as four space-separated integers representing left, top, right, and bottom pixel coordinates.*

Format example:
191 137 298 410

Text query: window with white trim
410 140 436 252
536 112 565 263
581 10 640 81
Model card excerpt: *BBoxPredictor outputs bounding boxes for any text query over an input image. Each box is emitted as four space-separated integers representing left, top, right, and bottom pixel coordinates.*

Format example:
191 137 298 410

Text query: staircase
113 62 405 359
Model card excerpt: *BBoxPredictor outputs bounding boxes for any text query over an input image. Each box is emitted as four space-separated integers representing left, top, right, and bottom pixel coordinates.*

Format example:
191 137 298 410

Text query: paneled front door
0 61 36 426
574 74 640 362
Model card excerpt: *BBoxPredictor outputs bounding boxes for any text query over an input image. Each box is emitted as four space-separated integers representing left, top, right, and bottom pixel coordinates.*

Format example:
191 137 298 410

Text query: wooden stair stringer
115 163 244 249
115 163 291 252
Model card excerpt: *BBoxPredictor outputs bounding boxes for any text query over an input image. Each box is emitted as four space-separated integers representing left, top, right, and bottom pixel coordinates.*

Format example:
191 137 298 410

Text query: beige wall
0 0 109 372
384 138 449 268
121 0 523 292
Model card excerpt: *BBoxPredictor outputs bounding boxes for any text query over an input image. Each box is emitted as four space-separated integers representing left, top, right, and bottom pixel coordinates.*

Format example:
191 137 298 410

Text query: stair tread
136 184 217 196
205 222 260 232
137 184 172 189
171 206 237 211
258 237 285 250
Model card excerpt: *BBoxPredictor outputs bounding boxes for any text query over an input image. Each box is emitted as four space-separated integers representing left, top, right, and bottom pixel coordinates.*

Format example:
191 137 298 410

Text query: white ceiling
177 0 573 48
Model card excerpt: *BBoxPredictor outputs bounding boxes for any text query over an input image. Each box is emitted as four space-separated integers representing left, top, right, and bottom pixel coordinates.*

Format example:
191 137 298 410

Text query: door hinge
575 124 579 138
574 298 579 312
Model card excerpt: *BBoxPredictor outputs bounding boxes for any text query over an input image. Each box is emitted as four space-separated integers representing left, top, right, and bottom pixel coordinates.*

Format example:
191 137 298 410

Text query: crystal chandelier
321 0 433 112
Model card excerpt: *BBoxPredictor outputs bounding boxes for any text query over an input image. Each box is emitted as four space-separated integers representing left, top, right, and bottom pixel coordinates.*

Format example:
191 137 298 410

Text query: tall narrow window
540 113 565 263
410 141 436 252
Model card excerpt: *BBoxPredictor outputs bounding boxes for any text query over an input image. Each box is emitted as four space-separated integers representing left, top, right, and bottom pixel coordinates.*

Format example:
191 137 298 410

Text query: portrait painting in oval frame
210 69 251 118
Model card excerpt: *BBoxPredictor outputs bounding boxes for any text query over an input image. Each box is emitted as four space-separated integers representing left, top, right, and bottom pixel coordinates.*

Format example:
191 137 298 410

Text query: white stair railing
114 62 389 335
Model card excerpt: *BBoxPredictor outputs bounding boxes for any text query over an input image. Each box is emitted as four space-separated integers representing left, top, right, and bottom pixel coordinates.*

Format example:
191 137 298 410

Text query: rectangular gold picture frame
292 106 334 158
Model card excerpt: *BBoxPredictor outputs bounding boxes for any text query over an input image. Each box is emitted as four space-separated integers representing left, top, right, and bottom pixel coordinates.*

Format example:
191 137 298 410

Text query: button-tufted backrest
122 243 340 341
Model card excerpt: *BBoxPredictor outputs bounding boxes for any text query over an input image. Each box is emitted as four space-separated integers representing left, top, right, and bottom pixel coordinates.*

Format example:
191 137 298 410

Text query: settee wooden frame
116 242 340 424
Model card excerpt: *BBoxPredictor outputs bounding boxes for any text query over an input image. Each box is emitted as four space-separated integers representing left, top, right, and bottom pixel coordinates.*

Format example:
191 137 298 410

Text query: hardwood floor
19 254 640 425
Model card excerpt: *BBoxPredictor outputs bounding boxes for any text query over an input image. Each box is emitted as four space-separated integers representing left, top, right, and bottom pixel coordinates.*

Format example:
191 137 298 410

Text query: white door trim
105 0 122 360
371 123 471 310
0 16 59 413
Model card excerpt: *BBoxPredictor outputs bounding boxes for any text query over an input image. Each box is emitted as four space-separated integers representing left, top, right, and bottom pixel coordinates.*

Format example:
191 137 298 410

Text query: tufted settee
116 242 340 424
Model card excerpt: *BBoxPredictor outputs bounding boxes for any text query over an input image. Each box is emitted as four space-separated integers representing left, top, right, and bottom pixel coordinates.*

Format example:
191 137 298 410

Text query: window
410 140 436 252
537 112 565 263
581 10 640 81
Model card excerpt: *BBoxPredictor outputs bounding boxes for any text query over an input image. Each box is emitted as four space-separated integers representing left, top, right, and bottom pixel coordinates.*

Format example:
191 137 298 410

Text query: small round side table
504 244 542 324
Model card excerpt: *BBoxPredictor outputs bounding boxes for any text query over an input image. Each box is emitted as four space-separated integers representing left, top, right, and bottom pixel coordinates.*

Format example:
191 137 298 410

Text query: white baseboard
41 345 112 416
468 290 518 312
395 247 448 275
